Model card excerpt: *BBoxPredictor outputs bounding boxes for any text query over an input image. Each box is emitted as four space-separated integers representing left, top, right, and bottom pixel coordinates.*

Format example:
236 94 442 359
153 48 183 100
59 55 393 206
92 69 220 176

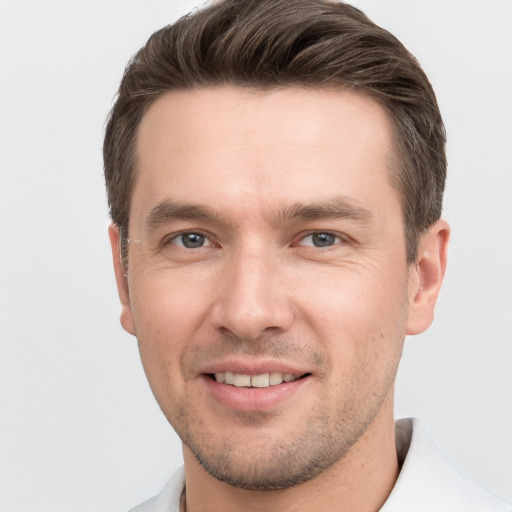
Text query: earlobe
108 224 136 336
406 220 450 335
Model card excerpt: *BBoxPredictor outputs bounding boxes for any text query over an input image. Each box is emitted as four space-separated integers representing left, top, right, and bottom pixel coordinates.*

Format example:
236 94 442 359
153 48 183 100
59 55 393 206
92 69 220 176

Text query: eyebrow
144 196 372 231
271 196 373 225
145 200 223 231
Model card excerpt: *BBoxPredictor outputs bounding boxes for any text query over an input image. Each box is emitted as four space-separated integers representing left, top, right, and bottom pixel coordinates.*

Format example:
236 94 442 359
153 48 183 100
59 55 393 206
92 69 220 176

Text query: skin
109 87 449 512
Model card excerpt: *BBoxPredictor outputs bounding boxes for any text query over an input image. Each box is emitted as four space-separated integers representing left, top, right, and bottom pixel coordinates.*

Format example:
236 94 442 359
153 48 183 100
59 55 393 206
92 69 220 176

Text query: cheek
128 270 215 396
295 264 409 358
295 267 408 414
131 268 213 338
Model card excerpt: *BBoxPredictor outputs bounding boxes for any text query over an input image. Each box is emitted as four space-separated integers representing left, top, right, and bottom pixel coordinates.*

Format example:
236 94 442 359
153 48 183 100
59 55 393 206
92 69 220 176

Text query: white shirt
129 418 511 512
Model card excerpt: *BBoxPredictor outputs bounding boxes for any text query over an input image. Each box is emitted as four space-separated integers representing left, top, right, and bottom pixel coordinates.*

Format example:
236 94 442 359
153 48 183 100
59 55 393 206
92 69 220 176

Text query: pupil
313 233 335 247
183 233 204 248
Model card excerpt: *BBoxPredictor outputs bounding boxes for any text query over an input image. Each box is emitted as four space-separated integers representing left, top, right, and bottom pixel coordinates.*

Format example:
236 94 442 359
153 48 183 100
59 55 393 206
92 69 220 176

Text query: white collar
132 418 510 511
381 418 509 511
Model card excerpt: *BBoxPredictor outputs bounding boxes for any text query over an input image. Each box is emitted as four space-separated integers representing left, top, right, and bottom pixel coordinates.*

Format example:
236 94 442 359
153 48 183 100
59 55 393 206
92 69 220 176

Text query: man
103 0 511 510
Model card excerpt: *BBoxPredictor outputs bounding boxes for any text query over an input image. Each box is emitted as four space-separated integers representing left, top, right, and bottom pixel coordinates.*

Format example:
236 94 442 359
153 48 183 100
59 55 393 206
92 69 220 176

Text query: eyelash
163 230 347 250
164 231 216 249
295 232 345 248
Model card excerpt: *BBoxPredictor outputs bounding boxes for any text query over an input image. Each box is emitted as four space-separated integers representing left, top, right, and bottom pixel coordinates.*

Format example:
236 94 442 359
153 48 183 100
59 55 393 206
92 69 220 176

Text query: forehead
137 85 392 156
132 86 397 225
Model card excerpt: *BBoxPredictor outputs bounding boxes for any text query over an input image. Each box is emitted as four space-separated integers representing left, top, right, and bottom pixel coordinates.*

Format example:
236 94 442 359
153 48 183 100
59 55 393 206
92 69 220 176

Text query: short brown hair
104 0 446 264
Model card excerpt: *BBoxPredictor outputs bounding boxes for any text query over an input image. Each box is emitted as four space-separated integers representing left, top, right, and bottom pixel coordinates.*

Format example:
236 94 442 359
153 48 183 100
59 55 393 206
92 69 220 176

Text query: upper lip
197 357 311 377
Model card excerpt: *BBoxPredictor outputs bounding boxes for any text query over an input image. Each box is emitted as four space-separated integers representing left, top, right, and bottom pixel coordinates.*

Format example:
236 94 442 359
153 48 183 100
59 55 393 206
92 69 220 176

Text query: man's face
113 87 423 488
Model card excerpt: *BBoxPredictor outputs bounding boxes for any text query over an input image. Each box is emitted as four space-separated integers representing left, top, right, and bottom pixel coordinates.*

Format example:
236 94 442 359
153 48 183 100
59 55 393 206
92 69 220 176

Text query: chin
182 413 365 490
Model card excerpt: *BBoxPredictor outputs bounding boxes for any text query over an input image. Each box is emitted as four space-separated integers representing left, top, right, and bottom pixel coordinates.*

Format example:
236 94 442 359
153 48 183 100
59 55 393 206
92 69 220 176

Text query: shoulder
128 467 185 512
381 418 511 511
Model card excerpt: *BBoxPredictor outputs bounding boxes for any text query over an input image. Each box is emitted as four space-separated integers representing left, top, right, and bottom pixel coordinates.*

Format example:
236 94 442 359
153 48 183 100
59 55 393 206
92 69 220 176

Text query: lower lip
202 375 310 412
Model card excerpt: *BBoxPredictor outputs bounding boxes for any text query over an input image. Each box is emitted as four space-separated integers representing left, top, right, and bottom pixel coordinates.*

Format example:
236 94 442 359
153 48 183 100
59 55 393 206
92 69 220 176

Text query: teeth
251 373 270 388
214 372 300 388
269 372 283 385
233 374 251 387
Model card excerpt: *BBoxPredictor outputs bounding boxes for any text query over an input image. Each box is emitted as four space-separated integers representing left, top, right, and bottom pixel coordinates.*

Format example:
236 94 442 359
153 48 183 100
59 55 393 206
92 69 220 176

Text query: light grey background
0 1 510 510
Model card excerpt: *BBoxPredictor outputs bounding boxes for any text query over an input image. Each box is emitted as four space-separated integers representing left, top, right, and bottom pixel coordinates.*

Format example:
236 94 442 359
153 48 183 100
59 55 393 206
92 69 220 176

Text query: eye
298 232 342 248
169 232 212 249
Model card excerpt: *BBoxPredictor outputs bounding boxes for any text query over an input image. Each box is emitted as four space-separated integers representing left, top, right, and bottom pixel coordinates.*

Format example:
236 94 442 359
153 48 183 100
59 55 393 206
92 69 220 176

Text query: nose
211 247 294 340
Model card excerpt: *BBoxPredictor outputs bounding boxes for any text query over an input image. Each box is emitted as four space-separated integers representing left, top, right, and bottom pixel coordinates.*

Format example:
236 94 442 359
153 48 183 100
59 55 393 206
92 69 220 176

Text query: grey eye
300 232 339 247
312 233 337 247
172 232 209 249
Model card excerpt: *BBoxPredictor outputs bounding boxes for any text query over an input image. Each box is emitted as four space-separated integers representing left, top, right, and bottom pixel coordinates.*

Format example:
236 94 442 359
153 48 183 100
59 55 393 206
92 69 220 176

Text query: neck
182 400 399 512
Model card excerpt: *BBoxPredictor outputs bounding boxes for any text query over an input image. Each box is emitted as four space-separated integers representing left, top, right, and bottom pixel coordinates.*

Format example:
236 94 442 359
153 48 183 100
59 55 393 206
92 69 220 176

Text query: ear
406 220 450 335
108 224 136 336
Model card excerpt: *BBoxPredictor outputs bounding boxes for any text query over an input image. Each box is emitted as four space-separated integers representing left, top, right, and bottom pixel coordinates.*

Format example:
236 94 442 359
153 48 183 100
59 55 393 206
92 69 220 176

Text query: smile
204 370 312 412
212 372 304 388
